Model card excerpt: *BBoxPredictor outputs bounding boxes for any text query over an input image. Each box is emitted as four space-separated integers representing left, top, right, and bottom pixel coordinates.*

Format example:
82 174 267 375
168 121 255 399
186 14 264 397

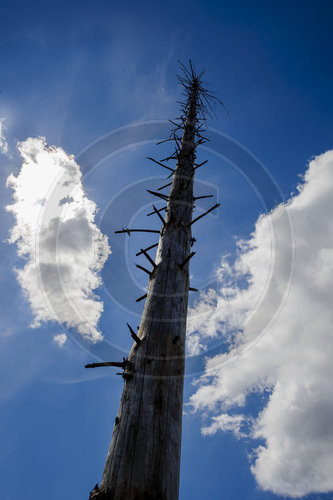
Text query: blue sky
1 1 333 499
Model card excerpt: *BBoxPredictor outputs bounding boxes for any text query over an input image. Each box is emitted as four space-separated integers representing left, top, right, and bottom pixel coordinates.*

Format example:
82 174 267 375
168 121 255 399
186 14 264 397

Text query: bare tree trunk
88 62 223 499
89 88 198 500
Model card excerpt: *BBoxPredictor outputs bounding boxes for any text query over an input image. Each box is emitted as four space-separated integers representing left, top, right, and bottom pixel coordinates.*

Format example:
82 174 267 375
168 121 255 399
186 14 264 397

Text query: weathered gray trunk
93 90 198 500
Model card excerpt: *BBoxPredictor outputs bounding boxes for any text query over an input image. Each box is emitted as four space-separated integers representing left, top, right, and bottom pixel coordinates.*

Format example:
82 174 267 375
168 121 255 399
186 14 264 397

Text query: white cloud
0 117 9 154
188 150 333 498
6 137 111 342
53 333 68 347
202 413 248 439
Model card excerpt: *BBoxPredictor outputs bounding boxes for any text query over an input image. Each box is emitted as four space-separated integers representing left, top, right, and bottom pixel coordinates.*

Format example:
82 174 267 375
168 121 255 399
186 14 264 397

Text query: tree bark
91 88 198 500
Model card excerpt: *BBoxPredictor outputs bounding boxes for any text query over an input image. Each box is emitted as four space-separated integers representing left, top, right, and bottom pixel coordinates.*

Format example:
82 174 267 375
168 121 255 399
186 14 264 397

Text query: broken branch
115 228 160 235
193 194 213 200
136 264 152 276
140 247 157 268
189 203 220 226
147 206 167 217
180 251 196 269
136 243 158 256
136 293 148 302
194 160 208 170
158 182 172 191
152 205 166 226
147 157 174 173
127 323 141 345
85 361 126 369
147 189 169 201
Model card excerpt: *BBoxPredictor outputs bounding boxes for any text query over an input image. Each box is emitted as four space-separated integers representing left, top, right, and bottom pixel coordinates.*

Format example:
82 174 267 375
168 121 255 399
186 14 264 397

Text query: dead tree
87 61 222 500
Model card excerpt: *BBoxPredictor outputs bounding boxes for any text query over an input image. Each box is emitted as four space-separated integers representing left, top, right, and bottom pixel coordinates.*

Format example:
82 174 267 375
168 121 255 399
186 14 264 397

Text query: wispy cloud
0 117 9 155
202 413 249 439
6 137 111 342
106 37 179 122
188 150 333 498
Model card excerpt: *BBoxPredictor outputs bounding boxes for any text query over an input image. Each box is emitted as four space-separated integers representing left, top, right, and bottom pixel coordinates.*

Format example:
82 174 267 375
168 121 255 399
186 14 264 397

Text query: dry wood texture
89 62 221 500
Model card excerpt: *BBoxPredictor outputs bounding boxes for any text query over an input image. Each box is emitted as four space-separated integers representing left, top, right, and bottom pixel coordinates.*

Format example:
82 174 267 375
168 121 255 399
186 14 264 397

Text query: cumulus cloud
53 333 68 347
188 150 333 497
0 117 9 154
6 137 111 342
